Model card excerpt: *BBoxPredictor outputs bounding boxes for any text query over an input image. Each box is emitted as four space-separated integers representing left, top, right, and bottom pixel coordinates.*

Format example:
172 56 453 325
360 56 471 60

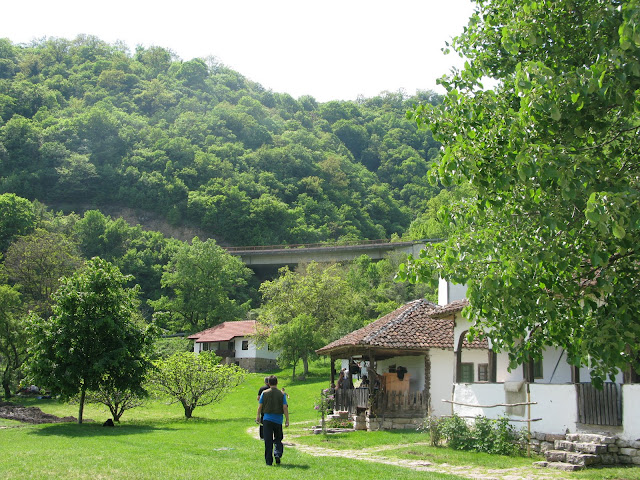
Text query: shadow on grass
274 464 310 470
29 422 174 437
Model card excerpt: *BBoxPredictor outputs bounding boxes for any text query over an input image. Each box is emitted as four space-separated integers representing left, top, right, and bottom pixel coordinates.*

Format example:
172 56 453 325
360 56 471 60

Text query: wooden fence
333 388 428 415
576 382 622 426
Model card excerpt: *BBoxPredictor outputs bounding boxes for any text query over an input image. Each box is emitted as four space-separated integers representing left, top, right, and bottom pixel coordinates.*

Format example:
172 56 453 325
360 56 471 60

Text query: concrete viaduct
223 239 435 267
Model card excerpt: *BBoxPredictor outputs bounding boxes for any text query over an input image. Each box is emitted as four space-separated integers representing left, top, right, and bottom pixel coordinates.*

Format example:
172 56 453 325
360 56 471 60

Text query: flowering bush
314 388 334 414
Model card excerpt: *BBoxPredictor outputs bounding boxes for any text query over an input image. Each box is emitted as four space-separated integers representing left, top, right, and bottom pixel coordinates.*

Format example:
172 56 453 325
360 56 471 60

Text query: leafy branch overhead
401 0 640 384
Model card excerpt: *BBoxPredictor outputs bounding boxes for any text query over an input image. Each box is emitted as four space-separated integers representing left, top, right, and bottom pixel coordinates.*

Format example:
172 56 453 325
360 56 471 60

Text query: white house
188 320 278 373
438 279 640 445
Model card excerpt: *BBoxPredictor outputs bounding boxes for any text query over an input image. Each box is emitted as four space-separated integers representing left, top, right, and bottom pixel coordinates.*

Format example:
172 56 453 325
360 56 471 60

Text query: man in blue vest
256 375 289 465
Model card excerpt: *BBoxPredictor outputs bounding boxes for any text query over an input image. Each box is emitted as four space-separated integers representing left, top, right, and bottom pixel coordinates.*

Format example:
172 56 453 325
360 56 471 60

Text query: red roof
188 320 258 343
316 298 485 355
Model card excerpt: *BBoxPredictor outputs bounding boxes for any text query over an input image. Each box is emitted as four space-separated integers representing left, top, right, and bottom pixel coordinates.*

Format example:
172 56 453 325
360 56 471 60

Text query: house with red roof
188 320 278 372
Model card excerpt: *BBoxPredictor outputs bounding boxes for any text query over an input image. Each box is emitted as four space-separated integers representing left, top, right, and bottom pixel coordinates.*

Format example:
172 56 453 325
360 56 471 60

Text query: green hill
0 35 442 246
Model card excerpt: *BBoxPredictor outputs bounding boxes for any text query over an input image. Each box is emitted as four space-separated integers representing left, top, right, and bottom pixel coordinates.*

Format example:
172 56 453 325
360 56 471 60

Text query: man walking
257 377 270 440
256 375 289 465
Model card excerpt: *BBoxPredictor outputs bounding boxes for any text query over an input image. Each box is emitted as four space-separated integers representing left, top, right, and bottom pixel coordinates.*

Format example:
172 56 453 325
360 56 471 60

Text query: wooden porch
333 388 429 416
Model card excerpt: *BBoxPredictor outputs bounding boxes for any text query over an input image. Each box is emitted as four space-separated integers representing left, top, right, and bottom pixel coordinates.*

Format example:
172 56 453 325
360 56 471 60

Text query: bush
436 414 527 456
419 413 445 447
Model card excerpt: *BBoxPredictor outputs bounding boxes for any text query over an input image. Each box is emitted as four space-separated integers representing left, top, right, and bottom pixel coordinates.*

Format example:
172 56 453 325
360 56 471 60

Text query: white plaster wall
529 384 579 434
438 279 468 305
233 337 279 360
194 338 278 360
622 384 640 441
578 366 624 383
453 315 474 351
430 349 455 417
453 383 579 435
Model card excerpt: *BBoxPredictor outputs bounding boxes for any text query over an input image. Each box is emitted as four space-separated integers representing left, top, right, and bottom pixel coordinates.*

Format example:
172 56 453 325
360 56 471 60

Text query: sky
3 0 476 103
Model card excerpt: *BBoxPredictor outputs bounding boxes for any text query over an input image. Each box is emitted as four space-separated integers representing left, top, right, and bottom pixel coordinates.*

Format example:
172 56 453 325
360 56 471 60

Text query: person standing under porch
256 375 289 465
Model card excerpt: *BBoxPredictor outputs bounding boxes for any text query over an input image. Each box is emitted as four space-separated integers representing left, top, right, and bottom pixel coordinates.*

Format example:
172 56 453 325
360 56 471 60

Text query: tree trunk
2 364 12 399
302 357 309 377
78 385 86 424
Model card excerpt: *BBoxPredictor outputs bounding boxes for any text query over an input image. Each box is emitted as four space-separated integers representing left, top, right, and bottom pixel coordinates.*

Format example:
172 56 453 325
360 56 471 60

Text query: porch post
570 365 580 384
330 355 336 386
488 350 497 383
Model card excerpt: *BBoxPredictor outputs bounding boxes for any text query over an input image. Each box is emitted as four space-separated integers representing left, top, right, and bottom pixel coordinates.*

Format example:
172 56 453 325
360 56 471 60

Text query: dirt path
248 425 566 480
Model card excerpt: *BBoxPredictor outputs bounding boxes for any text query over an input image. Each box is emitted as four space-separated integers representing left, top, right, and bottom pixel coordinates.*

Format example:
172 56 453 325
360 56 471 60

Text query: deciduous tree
148 351 245 418
26 258 154 423
401 0 640 384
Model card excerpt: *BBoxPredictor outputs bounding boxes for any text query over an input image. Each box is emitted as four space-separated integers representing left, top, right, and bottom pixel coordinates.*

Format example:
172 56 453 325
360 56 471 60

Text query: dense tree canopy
0 36 443 246
401 0 640 384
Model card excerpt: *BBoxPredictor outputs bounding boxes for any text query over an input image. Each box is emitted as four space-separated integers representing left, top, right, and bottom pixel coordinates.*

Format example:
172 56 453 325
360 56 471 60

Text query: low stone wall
235 357 278 373
365 412 423 431
531 432 640 466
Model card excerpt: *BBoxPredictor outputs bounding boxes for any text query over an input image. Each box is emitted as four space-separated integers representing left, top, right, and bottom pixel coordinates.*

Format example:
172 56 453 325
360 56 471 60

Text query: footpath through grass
1 361 639 480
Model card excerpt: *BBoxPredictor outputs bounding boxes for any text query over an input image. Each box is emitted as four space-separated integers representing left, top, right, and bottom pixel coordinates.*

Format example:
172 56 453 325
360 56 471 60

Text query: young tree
402 0 640 384
26 258 154 423
84 377 146 422
268 314 323 381
150 237 253 333
148 351 245 418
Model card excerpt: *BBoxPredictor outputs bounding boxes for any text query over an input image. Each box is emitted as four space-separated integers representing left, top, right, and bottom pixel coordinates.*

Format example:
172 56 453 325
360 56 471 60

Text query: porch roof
316 298 486 357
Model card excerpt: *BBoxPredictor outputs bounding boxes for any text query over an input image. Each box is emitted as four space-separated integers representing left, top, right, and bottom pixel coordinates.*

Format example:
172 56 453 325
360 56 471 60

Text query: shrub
437 414 527 456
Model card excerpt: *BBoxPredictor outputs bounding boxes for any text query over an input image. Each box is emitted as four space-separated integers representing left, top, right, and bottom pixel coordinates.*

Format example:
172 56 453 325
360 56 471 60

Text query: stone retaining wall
364 412 423 431
531 432 640 466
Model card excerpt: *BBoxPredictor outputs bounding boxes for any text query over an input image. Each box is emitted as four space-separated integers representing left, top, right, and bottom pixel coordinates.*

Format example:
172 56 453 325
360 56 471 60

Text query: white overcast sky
3 0 476 102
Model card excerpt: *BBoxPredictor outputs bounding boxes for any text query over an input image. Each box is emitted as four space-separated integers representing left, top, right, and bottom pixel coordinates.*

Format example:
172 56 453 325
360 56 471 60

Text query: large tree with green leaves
401 0 640 384
150 237 253 333
26 258 155 423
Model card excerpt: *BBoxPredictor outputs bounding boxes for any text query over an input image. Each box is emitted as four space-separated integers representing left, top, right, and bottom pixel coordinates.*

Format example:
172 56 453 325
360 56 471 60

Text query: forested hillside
0 35 443 246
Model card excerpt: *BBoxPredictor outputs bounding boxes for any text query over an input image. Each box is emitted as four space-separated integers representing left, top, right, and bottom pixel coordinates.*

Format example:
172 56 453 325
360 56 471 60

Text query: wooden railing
577 382 622 426
333 388 429 415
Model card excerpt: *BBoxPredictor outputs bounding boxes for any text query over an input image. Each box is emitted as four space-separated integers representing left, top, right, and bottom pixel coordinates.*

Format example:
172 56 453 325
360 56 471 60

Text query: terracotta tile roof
188 320 258 343
430 299 469 318
316 298 486 355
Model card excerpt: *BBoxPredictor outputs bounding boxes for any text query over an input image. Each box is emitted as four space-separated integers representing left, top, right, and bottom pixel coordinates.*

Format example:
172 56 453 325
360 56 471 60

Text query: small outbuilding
189 320 278 372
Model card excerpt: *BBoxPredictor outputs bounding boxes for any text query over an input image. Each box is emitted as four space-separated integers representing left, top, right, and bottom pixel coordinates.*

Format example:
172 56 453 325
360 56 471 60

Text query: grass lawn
1 360 639 480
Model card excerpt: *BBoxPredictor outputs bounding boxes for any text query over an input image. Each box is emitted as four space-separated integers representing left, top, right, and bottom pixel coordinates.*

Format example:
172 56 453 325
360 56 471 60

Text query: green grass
1 361 638 479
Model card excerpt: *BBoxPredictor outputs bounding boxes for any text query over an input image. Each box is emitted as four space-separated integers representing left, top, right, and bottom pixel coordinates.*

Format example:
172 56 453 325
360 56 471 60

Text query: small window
241 340 249 351
460 363 474 383
533 359 543 379
228 341 234 350
266 343 270 351
201 342 210 351
477 363 489 382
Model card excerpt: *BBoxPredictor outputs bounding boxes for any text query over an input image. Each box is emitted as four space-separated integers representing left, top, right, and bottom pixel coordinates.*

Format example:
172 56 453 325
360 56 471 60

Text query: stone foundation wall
531 432 640 466
234 357 278 373
365 412 423 431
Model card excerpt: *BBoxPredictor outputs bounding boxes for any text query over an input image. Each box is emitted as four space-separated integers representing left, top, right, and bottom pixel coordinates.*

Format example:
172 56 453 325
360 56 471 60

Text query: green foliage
438 415 526 456
0 37 444 246
25 257 155 423
403 0 640 384
148 351 246 418
0 281 24 398
150 237 253 333
0 194 36 252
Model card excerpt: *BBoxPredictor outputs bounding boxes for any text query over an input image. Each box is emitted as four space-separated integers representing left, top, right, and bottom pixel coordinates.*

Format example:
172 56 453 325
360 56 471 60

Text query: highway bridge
223 239 437 267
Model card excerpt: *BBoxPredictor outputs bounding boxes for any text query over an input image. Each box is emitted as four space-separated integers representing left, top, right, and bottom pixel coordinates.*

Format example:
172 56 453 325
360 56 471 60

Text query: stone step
565 433 616 444
544 450 601 466
533 461 584 472
554 440 608 454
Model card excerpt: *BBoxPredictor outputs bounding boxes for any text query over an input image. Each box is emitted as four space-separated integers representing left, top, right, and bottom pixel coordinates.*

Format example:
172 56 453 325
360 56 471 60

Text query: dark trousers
262 420 283 465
